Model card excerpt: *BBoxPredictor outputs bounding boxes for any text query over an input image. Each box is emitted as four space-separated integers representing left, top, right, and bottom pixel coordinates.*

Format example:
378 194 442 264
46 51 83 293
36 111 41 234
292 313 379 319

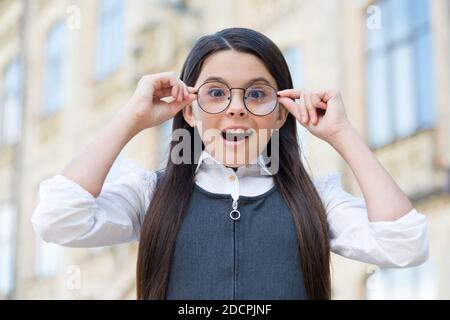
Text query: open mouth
221 129 254 142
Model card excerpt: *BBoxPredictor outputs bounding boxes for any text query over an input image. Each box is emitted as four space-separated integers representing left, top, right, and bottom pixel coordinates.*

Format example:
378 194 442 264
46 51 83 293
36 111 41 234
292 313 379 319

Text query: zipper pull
229 199 241 221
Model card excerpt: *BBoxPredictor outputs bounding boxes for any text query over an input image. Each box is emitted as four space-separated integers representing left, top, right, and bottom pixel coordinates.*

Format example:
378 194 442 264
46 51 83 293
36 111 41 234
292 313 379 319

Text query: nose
226 88 248 117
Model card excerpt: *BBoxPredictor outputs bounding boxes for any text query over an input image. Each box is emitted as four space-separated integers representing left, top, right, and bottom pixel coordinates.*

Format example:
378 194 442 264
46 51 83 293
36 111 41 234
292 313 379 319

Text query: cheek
252 116 279 145
194 113 223 145
197 114 220 129
253 114 279 130
191 104 213 128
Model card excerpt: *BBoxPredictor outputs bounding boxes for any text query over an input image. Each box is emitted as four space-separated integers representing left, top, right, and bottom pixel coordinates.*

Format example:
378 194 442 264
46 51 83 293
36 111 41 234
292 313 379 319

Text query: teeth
222 128 253 142
225 128 246 134
224 128 254 135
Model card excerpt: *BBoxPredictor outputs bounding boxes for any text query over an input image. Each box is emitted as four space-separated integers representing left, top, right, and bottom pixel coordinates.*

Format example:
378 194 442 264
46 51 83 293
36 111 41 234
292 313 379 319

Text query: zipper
229 199 240 220
233 218 237 299
230 198 239 299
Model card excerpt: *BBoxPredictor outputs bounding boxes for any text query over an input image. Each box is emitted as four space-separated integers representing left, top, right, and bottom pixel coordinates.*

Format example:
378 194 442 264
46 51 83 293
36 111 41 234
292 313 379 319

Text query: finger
188 92 197 100
317 101 327 109
150 73 187 103
176 81 182 101
278 88 302 96
179 81 187 102
314 90 338 103
277 89 302 99
305 93 318 125
154 86 173 99
278 97 301 121
180 81 189 100
184 84 195 100
177 81 184 102
183 84 188 99
168 93 189 110
176 92 197 111
186 86 198 101
174 83 195 103
167 100 187 115
150 74 171 87
172 83 179 100
311 93 328 109
298 94 309 124
153 74 179 94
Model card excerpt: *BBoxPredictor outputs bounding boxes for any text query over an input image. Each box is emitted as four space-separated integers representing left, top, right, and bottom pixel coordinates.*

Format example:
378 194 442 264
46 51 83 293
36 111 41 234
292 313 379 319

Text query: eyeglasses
195 81 279 116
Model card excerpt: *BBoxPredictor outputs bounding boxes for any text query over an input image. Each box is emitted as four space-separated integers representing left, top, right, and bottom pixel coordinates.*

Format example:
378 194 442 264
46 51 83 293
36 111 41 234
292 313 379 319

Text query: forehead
195 50 277 88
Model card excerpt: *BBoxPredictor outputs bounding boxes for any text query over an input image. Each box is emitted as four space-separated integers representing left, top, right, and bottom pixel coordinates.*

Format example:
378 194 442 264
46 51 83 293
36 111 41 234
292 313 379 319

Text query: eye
208 88 226 98
246 89 265 100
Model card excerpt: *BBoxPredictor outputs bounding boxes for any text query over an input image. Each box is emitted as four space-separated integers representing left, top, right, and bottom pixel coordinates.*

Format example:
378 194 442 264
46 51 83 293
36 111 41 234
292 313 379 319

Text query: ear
182 103 195 127
275 103 289 129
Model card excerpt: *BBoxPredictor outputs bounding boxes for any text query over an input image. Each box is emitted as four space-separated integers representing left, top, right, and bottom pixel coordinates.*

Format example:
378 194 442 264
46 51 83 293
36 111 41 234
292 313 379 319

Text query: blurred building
0 0 448 299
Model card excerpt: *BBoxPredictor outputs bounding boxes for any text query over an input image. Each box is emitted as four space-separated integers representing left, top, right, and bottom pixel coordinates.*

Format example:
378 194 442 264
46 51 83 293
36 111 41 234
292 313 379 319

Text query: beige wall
1 0 448 299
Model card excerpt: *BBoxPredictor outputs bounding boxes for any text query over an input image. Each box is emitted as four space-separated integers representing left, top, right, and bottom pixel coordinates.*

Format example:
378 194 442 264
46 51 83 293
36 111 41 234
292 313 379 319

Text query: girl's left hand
277 89 352 143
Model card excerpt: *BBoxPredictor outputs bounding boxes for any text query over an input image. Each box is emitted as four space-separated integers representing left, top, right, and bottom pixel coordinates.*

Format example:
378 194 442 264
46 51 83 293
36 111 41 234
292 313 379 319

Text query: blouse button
228 175 236 182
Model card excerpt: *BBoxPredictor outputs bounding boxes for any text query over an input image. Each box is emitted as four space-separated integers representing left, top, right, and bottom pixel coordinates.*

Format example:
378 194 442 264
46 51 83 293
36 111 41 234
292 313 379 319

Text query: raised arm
62 72 197 198
326 124 413 222
33 72 197 247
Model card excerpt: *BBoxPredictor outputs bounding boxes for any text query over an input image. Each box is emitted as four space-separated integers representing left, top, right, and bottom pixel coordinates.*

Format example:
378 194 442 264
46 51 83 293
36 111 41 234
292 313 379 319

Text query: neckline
193 182 277 201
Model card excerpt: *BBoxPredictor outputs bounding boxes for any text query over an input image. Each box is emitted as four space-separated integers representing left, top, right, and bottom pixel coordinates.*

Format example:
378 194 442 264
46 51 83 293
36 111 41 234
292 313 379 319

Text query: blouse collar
195 150 273 177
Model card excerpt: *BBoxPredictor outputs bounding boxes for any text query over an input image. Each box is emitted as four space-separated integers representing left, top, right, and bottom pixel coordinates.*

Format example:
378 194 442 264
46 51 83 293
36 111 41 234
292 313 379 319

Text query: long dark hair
136 27 331 299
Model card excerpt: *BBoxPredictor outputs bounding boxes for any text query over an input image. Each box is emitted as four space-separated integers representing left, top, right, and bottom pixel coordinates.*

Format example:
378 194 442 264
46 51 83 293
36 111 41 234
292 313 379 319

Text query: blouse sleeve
313 172 429 268
31 159 157 248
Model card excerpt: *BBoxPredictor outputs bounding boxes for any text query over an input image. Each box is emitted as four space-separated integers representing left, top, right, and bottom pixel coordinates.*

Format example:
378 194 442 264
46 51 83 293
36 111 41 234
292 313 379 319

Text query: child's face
183 50 288 168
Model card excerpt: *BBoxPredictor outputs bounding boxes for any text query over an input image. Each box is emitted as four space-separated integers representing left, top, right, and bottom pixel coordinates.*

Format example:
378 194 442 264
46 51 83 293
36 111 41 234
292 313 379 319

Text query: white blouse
32 151 429 268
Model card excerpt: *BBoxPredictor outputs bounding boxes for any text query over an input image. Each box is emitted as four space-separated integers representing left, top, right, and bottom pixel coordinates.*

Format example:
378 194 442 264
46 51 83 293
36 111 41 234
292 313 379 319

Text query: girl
33 28 429 300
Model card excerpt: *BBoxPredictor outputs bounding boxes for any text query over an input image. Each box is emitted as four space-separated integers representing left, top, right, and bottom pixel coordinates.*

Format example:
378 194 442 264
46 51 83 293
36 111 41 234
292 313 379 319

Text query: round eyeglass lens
197 82 231 114
244 84 278 116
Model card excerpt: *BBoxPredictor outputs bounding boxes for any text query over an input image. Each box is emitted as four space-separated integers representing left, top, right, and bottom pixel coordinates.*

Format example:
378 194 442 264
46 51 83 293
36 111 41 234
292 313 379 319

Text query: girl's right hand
124 72 198 132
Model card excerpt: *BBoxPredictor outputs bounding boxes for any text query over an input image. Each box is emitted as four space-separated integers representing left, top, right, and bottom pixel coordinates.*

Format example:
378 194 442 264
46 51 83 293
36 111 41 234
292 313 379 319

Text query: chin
207 134 262 167
222 146 259 168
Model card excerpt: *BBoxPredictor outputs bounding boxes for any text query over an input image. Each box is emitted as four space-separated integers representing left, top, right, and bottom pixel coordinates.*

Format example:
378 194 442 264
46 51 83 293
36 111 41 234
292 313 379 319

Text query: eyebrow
203 76 273 87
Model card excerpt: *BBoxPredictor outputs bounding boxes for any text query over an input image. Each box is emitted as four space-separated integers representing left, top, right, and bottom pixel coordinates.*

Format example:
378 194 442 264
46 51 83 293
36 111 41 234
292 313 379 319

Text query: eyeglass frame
193 80 281 116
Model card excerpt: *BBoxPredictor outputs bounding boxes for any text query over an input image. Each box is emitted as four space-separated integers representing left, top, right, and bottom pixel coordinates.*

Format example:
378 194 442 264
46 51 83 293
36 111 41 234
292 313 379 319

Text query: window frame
365 0 435 148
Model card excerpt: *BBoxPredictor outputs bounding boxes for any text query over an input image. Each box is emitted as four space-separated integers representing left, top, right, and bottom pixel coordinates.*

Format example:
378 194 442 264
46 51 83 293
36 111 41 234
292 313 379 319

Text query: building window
95 0 125 79
168 0 188 12
43 21 67 116
0 203 16 297
1 58 23 146
366 0 435 148
365 259 437 299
